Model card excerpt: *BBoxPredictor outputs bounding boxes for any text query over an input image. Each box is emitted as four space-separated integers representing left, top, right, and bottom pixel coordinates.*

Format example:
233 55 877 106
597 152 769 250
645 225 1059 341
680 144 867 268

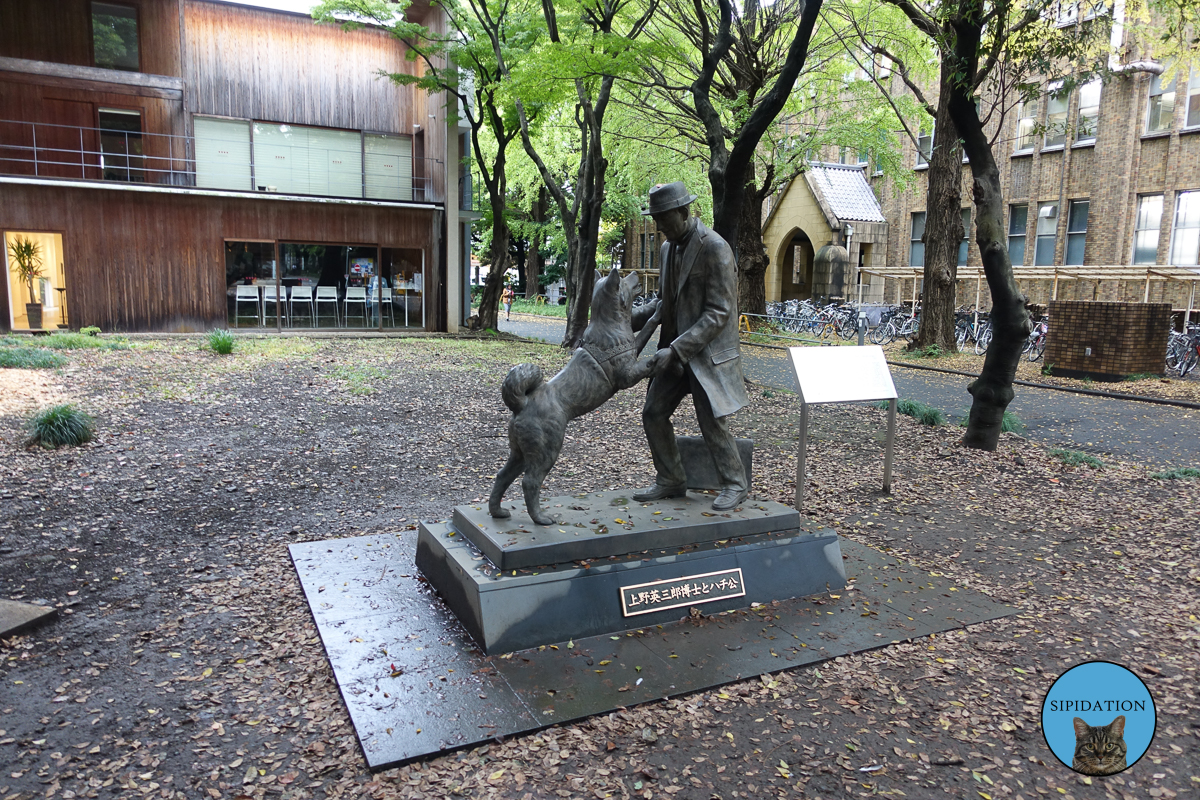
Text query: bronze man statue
633 182 750 511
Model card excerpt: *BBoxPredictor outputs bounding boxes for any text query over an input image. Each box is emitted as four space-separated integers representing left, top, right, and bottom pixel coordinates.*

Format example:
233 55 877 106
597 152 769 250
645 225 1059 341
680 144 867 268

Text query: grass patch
241 337 319 358
875 398 946 426
206 329 235 355
26 404 95 448
1123 372 1160 382
40 332 131 350
0 347 67 368
1000 411 1025 433
1149 467 1200 480
1050 448 1104 469
903 344 949 359
331 364 387 395
80 326 102 337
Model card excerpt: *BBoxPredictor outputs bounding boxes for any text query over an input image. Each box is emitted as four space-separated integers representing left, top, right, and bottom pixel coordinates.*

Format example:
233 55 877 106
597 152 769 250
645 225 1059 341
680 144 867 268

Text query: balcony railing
0 119 444 204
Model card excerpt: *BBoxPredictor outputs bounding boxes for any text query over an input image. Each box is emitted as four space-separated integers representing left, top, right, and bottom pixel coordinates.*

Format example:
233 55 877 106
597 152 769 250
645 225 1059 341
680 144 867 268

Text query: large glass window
364 133 413 201
1075 79 1101 144
92 2 138 71
1170 191 1200 266
1065 200 1089 265
1008 204 1028 265
194 117 252 191
1133 195 1163 264
1035 202 1059 265
252 123 363 198
958 208 971 266
98 108 143 182
1015 98 1037 153
1186 69 1200 129
1044 82 1069 148
1147 73 1176 133
4 232 67 331
910 212 926 267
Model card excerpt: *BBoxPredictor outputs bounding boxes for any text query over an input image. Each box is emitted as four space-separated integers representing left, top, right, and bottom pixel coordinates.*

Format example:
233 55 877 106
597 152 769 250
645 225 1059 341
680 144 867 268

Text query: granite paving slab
290 532 1014 771
0 599 56 638
454 488 802 570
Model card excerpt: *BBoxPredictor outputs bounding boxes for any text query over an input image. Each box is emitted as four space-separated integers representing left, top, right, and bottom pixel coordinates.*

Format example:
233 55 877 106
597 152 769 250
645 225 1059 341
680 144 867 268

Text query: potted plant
7 236 45 329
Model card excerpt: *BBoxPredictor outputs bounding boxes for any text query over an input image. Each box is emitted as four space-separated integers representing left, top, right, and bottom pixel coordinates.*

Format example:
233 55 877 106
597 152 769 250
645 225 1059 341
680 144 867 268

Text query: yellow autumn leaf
488 770 504 782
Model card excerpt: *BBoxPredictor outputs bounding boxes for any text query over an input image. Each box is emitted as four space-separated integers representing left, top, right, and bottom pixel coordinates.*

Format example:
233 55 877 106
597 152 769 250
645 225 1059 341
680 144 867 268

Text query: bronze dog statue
490 268 660 525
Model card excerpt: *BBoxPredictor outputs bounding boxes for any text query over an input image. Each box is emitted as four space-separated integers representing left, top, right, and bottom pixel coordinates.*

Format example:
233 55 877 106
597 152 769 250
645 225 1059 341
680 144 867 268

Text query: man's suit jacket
655 220 748 418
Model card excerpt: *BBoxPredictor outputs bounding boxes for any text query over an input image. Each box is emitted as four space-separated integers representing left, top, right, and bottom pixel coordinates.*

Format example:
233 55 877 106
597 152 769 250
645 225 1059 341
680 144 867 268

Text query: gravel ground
0 335 1197 800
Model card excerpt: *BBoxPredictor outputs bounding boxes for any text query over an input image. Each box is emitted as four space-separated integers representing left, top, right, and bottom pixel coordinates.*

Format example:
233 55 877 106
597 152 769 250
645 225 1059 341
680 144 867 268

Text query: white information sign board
787 345 898 510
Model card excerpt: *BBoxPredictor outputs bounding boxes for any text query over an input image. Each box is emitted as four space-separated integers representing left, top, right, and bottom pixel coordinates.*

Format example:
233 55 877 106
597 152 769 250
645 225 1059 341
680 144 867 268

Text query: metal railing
0 118 443 203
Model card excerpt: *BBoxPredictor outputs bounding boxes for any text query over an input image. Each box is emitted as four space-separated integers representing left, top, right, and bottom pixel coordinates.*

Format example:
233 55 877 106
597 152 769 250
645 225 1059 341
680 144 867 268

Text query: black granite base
290 533 1014 771
417 519 845 654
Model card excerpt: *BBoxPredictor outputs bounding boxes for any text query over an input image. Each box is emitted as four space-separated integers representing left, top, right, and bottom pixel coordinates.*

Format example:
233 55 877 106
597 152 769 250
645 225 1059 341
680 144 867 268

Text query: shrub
1050 448 1103 469
80 326 102 337
1123 372 1159 382
26 404 94 448
207 329 235 355
0 347 67 369
1149 467 1200 480
876 398 946 426
905 344 947 359
41 333 107 350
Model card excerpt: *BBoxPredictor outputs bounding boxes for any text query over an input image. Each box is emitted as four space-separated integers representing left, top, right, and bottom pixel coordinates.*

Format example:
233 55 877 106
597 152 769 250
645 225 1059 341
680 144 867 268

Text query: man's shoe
712 487 748 511
632 484 687 502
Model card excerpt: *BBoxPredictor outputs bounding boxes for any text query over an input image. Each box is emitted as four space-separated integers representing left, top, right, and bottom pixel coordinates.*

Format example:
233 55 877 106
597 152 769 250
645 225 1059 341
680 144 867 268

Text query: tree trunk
525 187 547 300
946 17 1030 450
736 173 768 317
471 193 511 332
909 64 962 354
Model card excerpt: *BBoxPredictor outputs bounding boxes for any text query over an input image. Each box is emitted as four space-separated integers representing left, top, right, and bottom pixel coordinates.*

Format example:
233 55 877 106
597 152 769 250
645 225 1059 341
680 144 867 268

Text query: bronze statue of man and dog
489 181 749 526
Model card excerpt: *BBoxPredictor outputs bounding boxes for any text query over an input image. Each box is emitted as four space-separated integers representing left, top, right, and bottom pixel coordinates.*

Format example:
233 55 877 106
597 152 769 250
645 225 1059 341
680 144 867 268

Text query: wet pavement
498 313 1200 470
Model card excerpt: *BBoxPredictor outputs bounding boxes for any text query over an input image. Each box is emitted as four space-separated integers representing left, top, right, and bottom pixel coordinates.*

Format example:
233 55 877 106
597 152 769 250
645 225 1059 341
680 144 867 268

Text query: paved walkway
497 313 1200 469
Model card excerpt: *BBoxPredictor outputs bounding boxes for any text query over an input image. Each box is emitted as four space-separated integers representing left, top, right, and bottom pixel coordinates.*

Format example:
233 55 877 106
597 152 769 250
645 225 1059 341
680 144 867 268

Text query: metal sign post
788 345 898 510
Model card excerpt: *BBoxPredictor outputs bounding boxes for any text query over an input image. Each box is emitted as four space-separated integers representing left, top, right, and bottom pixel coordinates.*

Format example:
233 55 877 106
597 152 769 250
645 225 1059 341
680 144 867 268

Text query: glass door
5 231 67 331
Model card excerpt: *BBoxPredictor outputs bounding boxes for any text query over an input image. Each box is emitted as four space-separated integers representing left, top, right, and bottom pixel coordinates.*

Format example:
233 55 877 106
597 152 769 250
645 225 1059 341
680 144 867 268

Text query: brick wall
1044 301 1170 380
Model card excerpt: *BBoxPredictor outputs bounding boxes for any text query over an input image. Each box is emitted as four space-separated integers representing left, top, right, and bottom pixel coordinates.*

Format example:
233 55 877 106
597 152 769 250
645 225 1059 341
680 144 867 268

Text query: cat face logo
1040 661 1156 777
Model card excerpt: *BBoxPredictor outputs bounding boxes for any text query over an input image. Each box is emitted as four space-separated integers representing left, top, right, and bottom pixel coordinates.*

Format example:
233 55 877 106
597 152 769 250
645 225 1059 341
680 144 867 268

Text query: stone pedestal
416 489 845 654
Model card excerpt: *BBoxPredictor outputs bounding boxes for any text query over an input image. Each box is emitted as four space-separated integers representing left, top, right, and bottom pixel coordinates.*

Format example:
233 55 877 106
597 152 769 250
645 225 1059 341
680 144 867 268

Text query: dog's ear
607 267 621 285
622 271 640 292
594 269 602 284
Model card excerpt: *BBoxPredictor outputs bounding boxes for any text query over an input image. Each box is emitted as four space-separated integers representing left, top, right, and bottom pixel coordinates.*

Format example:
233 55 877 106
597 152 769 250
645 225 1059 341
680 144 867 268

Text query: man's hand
649 347 682 377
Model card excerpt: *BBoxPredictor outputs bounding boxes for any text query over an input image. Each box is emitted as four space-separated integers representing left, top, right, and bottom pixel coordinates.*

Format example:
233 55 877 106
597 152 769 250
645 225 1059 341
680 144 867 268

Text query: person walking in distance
502 284 515 321
633 182 749 511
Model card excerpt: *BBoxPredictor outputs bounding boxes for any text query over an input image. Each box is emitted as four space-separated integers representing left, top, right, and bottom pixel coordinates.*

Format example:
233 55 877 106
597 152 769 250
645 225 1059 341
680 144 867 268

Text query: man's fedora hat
641 181 698 216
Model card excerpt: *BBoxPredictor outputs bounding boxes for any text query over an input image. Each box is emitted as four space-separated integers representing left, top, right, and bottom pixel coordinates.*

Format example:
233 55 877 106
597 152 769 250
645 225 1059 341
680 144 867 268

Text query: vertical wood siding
1 184 436 332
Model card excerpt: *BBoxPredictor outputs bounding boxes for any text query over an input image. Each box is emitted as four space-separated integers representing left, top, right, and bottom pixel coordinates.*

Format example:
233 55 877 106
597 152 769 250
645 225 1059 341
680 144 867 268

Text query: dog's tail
501 363 543 414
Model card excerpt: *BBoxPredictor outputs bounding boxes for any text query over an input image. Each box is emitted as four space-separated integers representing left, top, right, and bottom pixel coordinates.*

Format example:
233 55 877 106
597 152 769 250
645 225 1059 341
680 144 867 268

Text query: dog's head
591 268 640 323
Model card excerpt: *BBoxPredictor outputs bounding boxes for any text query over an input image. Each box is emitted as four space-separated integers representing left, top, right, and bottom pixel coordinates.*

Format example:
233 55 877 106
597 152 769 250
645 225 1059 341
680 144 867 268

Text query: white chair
378 286 395 326
261 285 287 325
315 286 340 327
343 286 368 326
289 285 316 327
234 284 261 327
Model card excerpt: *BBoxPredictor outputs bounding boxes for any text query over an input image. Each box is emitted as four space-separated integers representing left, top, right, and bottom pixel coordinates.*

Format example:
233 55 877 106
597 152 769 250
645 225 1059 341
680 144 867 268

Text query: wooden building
0 0 473 332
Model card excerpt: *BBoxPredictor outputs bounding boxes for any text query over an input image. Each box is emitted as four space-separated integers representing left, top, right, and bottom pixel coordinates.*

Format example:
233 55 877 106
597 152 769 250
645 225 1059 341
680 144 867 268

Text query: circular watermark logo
1041 661 1156 776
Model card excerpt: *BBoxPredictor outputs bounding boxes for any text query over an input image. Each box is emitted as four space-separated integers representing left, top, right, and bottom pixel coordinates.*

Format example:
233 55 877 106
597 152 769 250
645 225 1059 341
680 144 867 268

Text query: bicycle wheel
974 326 992 355
838 317 858 340
1180 344 1200 377
869 322 888 344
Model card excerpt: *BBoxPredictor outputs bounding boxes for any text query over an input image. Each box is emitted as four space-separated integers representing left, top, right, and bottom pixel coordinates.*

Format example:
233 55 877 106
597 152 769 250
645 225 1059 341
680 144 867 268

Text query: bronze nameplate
619 568 745 617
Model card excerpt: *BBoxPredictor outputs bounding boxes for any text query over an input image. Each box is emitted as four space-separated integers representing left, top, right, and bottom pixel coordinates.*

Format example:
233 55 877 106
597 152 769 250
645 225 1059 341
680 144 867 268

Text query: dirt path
0 336 1196 800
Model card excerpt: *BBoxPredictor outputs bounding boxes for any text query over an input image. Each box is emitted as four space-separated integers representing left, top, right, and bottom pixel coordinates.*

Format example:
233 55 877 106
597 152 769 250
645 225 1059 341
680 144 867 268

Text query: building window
92 2 139 72
1186 69 1200 129
1034 202 1059 265
1147 73 1176 134
98 108 143 182
1075 79 1100 144
364 133 414 201
1008 204 1028 265
910 212 926 267
1065 200 1089 264
1044 82 1069 148
916 130 932 168
252 122 363 198
1170 190 1200 266
1133 195 1163 264
958 208 971 266
1015 98 1037 153
194 116 252 191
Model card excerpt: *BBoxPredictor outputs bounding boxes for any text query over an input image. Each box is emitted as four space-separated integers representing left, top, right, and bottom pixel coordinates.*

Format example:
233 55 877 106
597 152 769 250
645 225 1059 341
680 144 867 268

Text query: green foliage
331 365 386 395
876 398 946 426
206 329 235 355
1149 467 1200 480
1000 411 1025 434
80 326 102 337
1123 372 1159 382
1050 448 1103 469
0 347 66 369
41 333 129 350
905 344 948 359
26 404 95 449
1042 361 1055 376
7 236 44 297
